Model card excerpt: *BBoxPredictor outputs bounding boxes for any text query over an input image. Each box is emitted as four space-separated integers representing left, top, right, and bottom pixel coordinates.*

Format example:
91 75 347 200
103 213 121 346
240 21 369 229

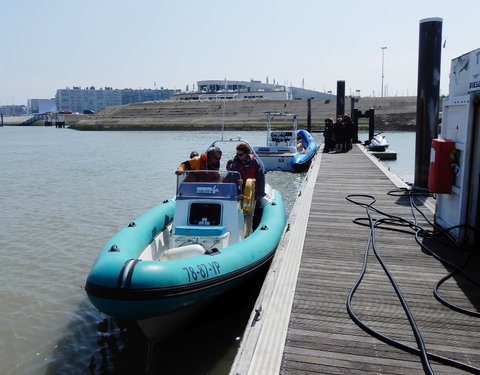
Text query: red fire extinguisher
428 138 455 194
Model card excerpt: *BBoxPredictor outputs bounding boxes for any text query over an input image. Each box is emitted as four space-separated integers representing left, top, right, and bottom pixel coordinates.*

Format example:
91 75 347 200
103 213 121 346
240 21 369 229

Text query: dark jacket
333 121 346 142
230 154 265 198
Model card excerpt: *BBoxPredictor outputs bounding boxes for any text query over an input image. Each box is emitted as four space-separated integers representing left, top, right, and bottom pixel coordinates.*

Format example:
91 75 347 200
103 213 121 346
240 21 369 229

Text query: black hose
345 192 480 374
346 194 435 374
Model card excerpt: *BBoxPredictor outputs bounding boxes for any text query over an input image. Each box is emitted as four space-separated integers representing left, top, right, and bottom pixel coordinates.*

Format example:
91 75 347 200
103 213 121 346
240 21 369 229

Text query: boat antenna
221 78 227 140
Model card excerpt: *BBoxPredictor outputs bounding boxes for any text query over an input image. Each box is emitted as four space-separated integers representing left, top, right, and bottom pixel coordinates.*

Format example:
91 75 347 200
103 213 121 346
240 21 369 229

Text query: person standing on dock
343 114 354 151
323 118 334 152
333 117 346 153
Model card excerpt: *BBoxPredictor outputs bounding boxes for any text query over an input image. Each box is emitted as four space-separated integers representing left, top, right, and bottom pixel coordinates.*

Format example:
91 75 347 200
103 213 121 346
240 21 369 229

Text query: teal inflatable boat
85 170 285 334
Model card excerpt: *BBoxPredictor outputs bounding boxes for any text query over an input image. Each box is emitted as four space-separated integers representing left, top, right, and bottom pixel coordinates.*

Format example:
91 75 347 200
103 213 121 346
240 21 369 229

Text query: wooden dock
231 145 480 374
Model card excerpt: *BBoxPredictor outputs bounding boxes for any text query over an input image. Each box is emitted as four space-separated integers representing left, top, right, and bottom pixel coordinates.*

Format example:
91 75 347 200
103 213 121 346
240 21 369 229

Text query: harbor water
0 127 414 374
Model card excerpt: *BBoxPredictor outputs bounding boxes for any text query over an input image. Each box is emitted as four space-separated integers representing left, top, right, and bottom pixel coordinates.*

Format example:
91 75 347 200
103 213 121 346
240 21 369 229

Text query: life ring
242 178 256 212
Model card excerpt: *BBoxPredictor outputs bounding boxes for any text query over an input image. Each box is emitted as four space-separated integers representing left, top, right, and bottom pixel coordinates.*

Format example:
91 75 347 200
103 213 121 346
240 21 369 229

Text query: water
357 131 416 184
0 127 307 375
374 132 416 184
0 127 414 374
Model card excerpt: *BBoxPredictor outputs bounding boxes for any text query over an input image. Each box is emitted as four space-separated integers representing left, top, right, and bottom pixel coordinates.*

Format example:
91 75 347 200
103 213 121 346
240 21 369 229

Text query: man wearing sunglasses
229 143 265 199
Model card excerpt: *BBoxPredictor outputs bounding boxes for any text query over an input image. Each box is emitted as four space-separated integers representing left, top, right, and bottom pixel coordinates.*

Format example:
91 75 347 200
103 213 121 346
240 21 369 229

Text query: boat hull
368 145 388 152
85 191 285 322
254 152 295 171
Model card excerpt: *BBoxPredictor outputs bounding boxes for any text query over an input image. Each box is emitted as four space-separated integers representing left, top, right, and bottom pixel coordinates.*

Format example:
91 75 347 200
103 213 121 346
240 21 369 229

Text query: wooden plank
280 146 480 374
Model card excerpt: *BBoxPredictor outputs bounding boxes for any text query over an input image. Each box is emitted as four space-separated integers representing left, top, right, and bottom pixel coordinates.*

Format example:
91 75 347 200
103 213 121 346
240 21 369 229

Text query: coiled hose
345 189 480 374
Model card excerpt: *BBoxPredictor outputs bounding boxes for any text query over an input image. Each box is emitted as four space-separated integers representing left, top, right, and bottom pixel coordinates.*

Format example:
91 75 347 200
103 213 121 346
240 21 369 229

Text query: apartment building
55 86 178 112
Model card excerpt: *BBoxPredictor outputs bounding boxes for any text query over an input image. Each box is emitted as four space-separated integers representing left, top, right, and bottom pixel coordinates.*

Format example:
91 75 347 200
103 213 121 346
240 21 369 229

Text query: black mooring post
336 80 345 119
368 108 375 142
414 17 442 189
351 97 359 142
307 98 312 132
0 114 3 126
352 108 359 143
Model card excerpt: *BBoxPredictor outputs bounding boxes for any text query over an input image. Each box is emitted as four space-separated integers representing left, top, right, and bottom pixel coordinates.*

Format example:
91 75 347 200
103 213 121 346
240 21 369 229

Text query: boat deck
231 145 480 374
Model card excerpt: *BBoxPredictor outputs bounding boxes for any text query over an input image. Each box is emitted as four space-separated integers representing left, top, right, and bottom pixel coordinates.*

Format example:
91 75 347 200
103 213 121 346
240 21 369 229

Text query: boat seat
160 244 205 261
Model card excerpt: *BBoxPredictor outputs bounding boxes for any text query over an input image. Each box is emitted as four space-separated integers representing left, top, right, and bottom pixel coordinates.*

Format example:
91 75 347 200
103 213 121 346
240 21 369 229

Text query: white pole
221 78 226 140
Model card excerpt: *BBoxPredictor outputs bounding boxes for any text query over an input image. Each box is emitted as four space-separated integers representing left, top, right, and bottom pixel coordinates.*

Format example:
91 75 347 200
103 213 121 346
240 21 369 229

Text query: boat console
170 171 244 253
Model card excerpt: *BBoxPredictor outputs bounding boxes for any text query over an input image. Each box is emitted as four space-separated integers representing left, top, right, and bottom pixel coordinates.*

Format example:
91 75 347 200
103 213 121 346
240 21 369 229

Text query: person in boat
342 114 354 151
229 143 265 199
323 118 334 153
189 151 199 158
223 159 243 195
176 147 222 181
296 134 305 152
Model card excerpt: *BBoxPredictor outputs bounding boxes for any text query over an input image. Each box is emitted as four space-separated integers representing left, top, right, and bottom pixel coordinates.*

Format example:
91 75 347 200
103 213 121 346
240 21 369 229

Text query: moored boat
85 161 286 337
253 112 317 172
368 134 390 152
292 129 318 172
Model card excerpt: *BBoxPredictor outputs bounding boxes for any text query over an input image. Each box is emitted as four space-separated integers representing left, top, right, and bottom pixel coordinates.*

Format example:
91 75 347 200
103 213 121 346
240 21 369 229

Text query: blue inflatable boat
253 112 317 172
85 170 285 336
293 129 318 172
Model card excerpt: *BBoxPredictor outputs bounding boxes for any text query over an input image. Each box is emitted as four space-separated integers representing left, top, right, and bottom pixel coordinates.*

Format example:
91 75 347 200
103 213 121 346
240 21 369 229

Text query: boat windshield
176 170 242 200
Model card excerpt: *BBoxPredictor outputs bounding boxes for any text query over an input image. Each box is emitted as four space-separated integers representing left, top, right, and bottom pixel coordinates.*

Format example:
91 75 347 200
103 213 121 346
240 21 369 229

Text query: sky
1 0 479 106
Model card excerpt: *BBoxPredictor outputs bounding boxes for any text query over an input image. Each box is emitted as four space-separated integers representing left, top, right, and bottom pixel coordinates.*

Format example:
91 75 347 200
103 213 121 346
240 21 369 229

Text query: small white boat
368 134 390 152
253 112 317 172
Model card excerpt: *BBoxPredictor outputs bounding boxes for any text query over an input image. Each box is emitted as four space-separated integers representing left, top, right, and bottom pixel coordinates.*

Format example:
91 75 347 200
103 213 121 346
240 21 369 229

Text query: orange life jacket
183 153 208 170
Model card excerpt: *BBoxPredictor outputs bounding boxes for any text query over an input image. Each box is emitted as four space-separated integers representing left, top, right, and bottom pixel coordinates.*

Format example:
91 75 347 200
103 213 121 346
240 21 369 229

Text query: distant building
289 86 334 100
54 86 179 112
55 87 120 112
27 99 57 114
0 105 27 116
173 89 292 101
172 79 335 101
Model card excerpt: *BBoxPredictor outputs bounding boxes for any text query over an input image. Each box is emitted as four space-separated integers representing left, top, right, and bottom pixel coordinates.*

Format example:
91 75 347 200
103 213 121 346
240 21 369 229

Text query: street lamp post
381 46 387 97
